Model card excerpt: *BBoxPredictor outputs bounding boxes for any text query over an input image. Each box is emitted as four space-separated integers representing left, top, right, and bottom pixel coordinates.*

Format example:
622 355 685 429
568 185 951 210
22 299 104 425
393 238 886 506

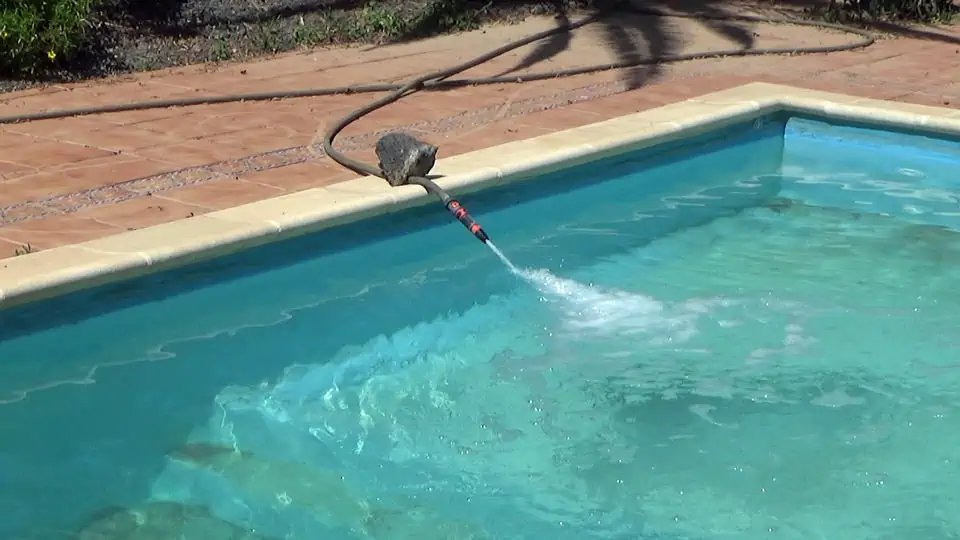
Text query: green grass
0 0 97 75
291 0 483 49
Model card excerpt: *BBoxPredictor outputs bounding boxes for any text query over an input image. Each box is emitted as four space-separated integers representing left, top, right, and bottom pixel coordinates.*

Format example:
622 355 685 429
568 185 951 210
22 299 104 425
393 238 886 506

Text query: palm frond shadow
392 0 959 93
500 5 575 76
388 0 760 92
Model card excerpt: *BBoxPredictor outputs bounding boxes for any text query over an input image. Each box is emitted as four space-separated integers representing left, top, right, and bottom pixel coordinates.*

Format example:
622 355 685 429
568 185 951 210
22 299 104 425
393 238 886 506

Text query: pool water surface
2 115 960 539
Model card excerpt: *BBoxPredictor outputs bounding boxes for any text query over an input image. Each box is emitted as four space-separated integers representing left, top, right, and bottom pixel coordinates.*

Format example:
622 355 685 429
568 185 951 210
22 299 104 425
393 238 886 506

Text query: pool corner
2 81 959 309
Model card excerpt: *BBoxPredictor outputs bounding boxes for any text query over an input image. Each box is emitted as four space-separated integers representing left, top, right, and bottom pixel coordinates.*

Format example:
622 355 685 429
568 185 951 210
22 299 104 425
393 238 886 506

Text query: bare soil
0 0 591 92
0 0 952 93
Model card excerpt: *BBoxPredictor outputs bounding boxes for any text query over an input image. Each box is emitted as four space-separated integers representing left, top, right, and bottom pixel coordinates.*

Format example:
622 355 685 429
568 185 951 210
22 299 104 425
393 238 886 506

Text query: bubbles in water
144 202 960 540
486 240 693 341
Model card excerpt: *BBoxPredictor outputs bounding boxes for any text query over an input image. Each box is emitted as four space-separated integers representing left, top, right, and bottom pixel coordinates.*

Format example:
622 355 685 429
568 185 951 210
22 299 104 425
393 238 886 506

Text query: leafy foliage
0 0 97 74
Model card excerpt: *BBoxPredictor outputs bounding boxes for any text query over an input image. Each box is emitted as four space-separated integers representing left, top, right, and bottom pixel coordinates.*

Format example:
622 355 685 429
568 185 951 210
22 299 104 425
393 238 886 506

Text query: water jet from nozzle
372 134 615 309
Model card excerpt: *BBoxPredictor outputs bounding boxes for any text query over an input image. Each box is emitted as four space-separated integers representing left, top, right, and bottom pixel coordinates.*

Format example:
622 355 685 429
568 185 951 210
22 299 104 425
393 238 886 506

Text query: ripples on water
138 192 960 540
16 153 960 540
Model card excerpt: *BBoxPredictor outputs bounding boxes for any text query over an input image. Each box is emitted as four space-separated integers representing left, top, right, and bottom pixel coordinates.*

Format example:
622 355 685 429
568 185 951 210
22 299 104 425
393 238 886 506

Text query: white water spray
485 241 689 338
486 240 584 298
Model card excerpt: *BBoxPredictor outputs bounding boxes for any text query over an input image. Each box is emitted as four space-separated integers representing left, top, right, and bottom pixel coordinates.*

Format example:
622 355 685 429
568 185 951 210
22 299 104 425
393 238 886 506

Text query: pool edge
2 82 959 309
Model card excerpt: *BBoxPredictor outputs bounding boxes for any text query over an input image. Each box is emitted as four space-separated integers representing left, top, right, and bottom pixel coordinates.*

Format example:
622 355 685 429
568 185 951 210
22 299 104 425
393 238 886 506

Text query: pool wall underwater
2 82 960 538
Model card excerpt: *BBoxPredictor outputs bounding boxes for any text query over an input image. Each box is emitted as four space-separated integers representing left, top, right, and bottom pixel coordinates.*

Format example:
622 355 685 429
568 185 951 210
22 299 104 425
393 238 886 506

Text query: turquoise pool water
3 114 960 539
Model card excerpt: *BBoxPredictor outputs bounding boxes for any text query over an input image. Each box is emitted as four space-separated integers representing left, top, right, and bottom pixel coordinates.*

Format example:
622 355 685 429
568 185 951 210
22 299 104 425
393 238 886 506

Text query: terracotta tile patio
0 11 958 259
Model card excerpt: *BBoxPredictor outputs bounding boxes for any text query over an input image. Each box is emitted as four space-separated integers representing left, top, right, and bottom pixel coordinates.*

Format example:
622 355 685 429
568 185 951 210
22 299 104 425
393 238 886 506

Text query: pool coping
2 81 960 309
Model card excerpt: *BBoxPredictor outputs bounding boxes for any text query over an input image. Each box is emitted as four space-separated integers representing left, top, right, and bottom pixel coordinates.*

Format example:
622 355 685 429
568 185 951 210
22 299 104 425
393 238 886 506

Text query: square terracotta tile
438 122 553 156
900 92 956 108
574 90 669 120
135 110 224 139
65 80 193 106
0 159 32 180
241 161 358 192
516 106 606 131
0 173 87 204
74 124 185 152
74 194 209 230
0 237 33 260
261 108 337 138
790 79 910 101
323 145 379 172
57 156 178 189
0 156 175 205
2 138 115 169
155 178 286 209
102 108 185 126
5 116 107 140
138 139 255 169
206 128 310 158
419 84 530 112
335 100 457 138
0 215 127 249
4 89 108 116
0 85 67 105
0 129 40 148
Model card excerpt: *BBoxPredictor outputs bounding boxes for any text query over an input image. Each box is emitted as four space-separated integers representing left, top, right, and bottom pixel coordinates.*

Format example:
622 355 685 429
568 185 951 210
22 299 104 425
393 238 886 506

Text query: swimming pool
3 89 960 539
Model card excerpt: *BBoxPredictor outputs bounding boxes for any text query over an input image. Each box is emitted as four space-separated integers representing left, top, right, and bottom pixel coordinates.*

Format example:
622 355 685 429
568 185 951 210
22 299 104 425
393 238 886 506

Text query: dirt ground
0 0 954 93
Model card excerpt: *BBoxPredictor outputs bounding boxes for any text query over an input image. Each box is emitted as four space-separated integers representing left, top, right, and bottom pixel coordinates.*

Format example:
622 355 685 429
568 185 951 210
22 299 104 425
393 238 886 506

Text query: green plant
255 19 284 54
406 0 481 39
349 3 409 42
337 0 480 44
293 16 329 47
0 0 96 75
210 35 232 62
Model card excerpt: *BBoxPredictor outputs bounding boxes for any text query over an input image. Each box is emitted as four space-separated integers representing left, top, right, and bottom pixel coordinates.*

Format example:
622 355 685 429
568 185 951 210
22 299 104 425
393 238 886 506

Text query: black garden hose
0 4 876 242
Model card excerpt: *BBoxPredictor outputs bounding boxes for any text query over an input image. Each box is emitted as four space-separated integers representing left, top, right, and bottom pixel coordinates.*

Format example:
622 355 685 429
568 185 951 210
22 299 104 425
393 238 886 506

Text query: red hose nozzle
447 200 490 243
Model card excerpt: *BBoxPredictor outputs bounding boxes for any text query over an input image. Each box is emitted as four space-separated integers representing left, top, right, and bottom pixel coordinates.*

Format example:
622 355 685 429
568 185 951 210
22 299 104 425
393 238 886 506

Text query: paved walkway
0 8 958 259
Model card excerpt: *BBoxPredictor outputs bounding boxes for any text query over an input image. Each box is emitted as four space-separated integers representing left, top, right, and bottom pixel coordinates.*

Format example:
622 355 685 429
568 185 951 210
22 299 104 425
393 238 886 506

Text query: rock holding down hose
374 132 439 187
373 130 492 244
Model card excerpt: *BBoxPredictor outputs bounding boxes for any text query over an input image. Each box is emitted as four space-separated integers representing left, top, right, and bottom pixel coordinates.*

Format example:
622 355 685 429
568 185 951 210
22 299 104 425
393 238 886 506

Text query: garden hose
318 4 874 243
0 4 876 243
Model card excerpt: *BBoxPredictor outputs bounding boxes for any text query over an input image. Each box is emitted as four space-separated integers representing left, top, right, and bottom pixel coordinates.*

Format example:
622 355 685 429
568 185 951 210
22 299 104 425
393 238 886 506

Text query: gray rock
375 132 438 186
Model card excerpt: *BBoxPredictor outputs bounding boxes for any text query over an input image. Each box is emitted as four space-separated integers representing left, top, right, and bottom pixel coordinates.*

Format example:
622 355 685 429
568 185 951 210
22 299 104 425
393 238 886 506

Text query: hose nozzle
446 200 490 243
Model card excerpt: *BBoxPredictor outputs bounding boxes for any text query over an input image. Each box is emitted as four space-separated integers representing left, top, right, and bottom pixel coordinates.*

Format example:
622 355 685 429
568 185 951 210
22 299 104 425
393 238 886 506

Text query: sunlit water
152 203 960 540
5 117 960 539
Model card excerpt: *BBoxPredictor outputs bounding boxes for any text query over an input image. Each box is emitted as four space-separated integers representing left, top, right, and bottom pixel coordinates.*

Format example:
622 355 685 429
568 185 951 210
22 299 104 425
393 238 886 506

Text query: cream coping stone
2 82 959 309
